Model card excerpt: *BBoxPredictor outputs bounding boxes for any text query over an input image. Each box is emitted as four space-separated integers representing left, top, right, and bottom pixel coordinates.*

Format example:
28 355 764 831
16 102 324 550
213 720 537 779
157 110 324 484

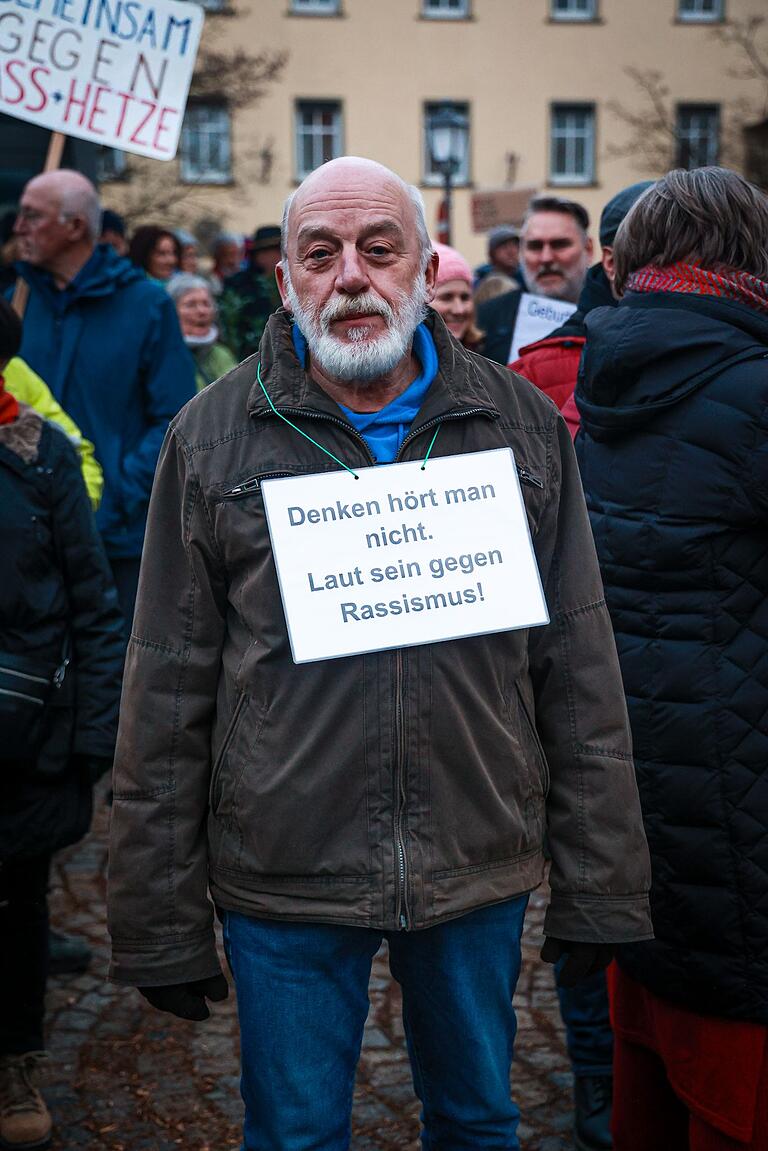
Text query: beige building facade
101 0 767 264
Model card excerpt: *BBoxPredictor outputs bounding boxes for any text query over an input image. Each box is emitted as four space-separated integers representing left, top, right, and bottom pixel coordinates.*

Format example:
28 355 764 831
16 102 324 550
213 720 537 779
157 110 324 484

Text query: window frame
549 102 596 186
180 102 232 185
677 0 724 22
96 147 127 182
289 0 341 13
421 0 471 20
550 0 598 21
675 103 720 168
294 99 344 181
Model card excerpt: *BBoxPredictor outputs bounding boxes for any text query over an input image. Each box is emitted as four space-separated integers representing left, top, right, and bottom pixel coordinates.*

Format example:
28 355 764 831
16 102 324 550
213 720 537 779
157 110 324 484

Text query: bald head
16 169 102 285
26 170 102 241
282 156 431 271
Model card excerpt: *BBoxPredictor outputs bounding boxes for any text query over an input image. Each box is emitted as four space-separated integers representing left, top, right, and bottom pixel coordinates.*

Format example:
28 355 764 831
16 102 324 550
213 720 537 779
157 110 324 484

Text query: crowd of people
0 157 766 1151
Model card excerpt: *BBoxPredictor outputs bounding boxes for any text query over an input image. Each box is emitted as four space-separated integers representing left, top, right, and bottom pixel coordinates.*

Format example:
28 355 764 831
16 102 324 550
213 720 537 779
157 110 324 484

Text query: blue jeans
221 896 529 1151
555 963 613 1078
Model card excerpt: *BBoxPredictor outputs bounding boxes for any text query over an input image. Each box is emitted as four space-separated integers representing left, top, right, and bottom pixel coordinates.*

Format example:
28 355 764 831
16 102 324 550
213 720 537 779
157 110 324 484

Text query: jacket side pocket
515 682 550 796
210 692 247 814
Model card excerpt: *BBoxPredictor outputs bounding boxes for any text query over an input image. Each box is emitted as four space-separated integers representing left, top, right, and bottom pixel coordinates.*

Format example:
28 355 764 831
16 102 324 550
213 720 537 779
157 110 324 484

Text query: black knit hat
599 181 655 247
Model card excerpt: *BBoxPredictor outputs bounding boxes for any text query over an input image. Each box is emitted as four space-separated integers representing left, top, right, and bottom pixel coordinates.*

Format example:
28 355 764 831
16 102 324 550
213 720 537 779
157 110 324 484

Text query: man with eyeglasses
478 196 593 367
12 170 195 633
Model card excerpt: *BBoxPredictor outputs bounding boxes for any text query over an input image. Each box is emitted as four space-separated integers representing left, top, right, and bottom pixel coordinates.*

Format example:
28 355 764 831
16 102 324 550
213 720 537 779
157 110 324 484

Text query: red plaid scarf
625 262 768 317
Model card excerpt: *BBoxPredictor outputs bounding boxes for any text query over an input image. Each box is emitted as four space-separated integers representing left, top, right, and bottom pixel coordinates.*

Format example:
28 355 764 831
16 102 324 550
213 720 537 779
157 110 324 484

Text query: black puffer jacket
0 405 124 860
575 290 768 1023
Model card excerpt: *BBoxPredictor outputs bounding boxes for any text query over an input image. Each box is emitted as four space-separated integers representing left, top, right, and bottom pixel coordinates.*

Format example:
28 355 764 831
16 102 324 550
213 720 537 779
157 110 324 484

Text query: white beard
283 268 429 383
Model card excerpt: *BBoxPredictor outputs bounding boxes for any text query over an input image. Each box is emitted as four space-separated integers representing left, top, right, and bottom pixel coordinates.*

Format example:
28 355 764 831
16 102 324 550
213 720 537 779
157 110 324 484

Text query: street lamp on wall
427 103 468 247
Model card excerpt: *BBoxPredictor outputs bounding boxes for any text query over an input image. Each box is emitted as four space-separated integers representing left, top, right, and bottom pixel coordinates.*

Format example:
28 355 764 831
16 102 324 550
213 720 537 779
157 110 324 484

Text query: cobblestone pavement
46 789 575 1150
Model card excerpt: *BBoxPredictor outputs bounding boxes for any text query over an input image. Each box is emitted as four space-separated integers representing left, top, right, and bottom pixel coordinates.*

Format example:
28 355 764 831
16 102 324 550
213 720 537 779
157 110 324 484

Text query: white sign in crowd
0 0 203 159
508 291 578 363
263 449 549 664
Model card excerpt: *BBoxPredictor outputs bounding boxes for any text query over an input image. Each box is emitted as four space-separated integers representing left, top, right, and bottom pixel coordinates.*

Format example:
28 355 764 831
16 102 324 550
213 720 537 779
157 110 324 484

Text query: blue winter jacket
15 246 196 558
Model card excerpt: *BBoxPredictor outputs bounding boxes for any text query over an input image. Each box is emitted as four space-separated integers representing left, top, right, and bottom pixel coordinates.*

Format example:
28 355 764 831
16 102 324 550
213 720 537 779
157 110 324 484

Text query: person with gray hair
576 166 768 1149
167 273 236 390
108 155 651 1151
12 169 196 633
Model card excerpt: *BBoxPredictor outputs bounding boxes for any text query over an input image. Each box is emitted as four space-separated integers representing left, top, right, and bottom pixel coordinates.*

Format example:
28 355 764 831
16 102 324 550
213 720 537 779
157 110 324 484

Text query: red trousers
609 965 768 1150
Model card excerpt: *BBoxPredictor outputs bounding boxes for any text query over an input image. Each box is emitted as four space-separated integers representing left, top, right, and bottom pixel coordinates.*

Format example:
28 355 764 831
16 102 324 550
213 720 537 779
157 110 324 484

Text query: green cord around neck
256 361 441 476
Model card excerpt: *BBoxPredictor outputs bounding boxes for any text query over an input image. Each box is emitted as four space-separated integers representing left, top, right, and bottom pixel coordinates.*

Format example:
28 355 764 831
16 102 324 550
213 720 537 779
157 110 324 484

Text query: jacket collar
247 308 500 428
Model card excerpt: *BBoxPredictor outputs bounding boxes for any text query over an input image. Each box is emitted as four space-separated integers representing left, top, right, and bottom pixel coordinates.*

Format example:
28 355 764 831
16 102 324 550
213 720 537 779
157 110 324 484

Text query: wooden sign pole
11 131 68 319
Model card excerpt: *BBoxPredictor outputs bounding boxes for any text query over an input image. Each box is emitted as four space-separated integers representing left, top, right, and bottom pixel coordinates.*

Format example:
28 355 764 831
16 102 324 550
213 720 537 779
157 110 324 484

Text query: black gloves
138 974 229 1021
540 937 614 988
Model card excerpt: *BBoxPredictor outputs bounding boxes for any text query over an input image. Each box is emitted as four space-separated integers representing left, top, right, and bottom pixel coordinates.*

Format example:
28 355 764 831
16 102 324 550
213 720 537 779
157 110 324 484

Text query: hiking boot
573 1074 613 1151
0 1052 52 1150
48 929 91 975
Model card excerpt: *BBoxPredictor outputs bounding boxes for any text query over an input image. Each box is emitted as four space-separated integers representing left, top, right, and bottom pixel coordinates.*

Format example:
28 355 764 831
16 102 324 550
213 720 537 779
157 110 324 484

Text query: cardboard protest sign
0 0 203 159
508 291 577 363
262 449 549 664
470 187 537 233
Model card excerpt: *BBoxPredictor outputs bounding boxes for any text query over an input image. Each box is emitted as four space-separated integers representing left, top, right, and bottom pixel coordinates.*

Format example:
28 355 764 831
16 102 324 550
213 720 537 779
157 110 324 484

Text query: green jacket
108 309 652 987
192 341 238 392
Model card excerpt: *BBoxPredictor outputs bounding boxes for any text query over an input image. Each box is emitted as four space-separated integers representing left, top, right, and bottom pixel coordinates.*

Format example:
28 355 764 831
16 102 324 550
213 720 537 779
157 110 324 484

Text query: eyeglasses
15 208 48 226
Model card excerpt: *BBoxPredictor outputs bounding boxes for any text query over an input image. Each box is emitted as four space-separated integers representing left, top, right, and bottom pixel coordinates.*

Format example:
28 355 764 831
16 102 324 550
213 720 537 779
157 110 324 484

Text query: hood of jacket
17 243 146 306
576 291 768 440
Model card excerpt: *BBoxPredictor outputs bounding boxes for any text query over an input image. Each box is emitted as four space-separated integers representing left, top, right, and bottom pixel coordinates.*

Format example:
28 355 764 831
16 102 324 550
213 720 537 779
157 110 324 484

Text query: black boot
48 930 92 976
573 1074 612 1151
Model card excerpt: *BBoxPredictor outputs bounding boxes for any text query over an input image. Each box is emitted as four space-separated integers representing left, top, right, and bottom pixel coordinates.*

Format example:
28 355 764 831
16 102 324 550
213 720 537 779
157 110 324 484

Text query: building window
96 147 126 181
295 101 343 179
676 105 719 168
550 104 595 184
677 0 724 20
290 0 340 12
551 0 597 20
423 102 470 185
180 104 232 184
422 0 470 18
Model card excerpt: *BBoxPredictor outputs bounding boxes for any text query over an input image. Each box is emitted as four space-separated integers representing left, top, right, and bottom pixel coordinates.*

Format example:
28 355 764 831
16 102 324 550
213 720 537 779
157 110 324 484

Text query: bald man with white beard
108 157 651 1151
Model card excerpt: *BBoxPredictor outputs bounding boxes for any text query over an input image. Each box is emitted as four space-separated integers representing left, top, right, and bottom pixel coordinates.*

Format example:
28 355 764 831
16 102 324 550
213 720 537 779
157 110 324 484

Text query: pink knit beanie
433 242 473 288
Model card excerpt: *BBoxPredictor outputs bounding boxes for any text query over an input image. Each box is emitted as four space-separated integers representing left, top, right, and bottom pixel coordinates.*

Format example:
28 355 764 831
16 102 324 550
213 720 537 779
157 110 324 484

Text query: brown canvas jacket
108 308 651 987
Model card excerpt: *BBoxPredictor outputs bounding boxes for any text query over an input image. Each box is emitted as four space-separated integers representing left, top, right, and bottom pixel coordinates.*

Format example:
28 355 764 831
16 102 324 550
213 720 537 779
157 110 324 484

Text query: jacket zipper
517 465 544 490
258 408 378 467
222 472 297 499
393 647 411 929
251 402 497 929
393 407 498 463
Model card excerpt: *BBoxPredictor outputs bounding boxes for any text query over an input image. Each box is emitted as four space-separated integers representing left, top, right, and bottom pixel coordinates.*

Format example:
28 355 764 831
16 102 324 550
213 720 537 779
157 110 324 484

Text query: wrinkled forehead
522 211 585 244
287 171 416 254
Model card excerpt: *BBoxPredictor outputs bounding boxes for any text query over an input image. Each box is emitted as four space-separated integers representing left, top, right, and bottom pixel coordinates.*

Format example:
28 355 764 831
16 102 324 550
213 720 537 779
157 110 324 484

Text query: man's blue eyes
306 247 390 260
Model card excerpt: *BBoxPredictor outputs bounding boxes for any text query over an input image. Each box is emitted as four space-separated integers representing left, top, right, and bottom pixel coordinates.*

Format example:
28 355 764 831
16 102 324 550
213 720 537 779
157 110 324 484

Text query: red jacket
509 334 584 439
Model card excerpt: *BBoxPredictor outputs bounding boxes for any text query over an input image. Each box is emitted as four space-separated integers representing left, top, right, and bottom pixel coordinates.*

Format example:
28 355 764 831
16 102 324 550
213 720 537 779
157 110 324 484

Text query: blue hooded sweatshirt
15 245 196 558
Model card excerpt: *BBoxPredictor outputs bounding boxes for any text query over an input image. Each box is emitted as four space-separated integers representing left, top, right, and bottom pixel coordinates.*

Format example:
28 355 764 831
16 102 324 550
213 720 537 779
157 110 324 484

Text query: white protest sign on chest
508 292 577 364
261 448 549 665
0 0 203 159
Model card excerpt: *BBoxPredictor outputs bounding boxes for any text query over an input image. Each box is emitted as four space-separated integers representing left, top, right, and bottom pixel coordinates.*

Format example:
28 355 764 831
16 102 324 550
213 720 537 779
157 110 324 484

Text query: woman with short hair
167 273 237 390
576 166 768 1150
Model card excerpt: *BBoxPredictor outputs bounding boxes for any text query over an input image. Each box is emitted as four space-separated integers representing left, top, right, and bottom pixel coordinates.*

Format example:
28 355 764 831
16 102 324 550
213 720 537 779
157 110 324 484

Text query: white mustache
320 292 394 326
